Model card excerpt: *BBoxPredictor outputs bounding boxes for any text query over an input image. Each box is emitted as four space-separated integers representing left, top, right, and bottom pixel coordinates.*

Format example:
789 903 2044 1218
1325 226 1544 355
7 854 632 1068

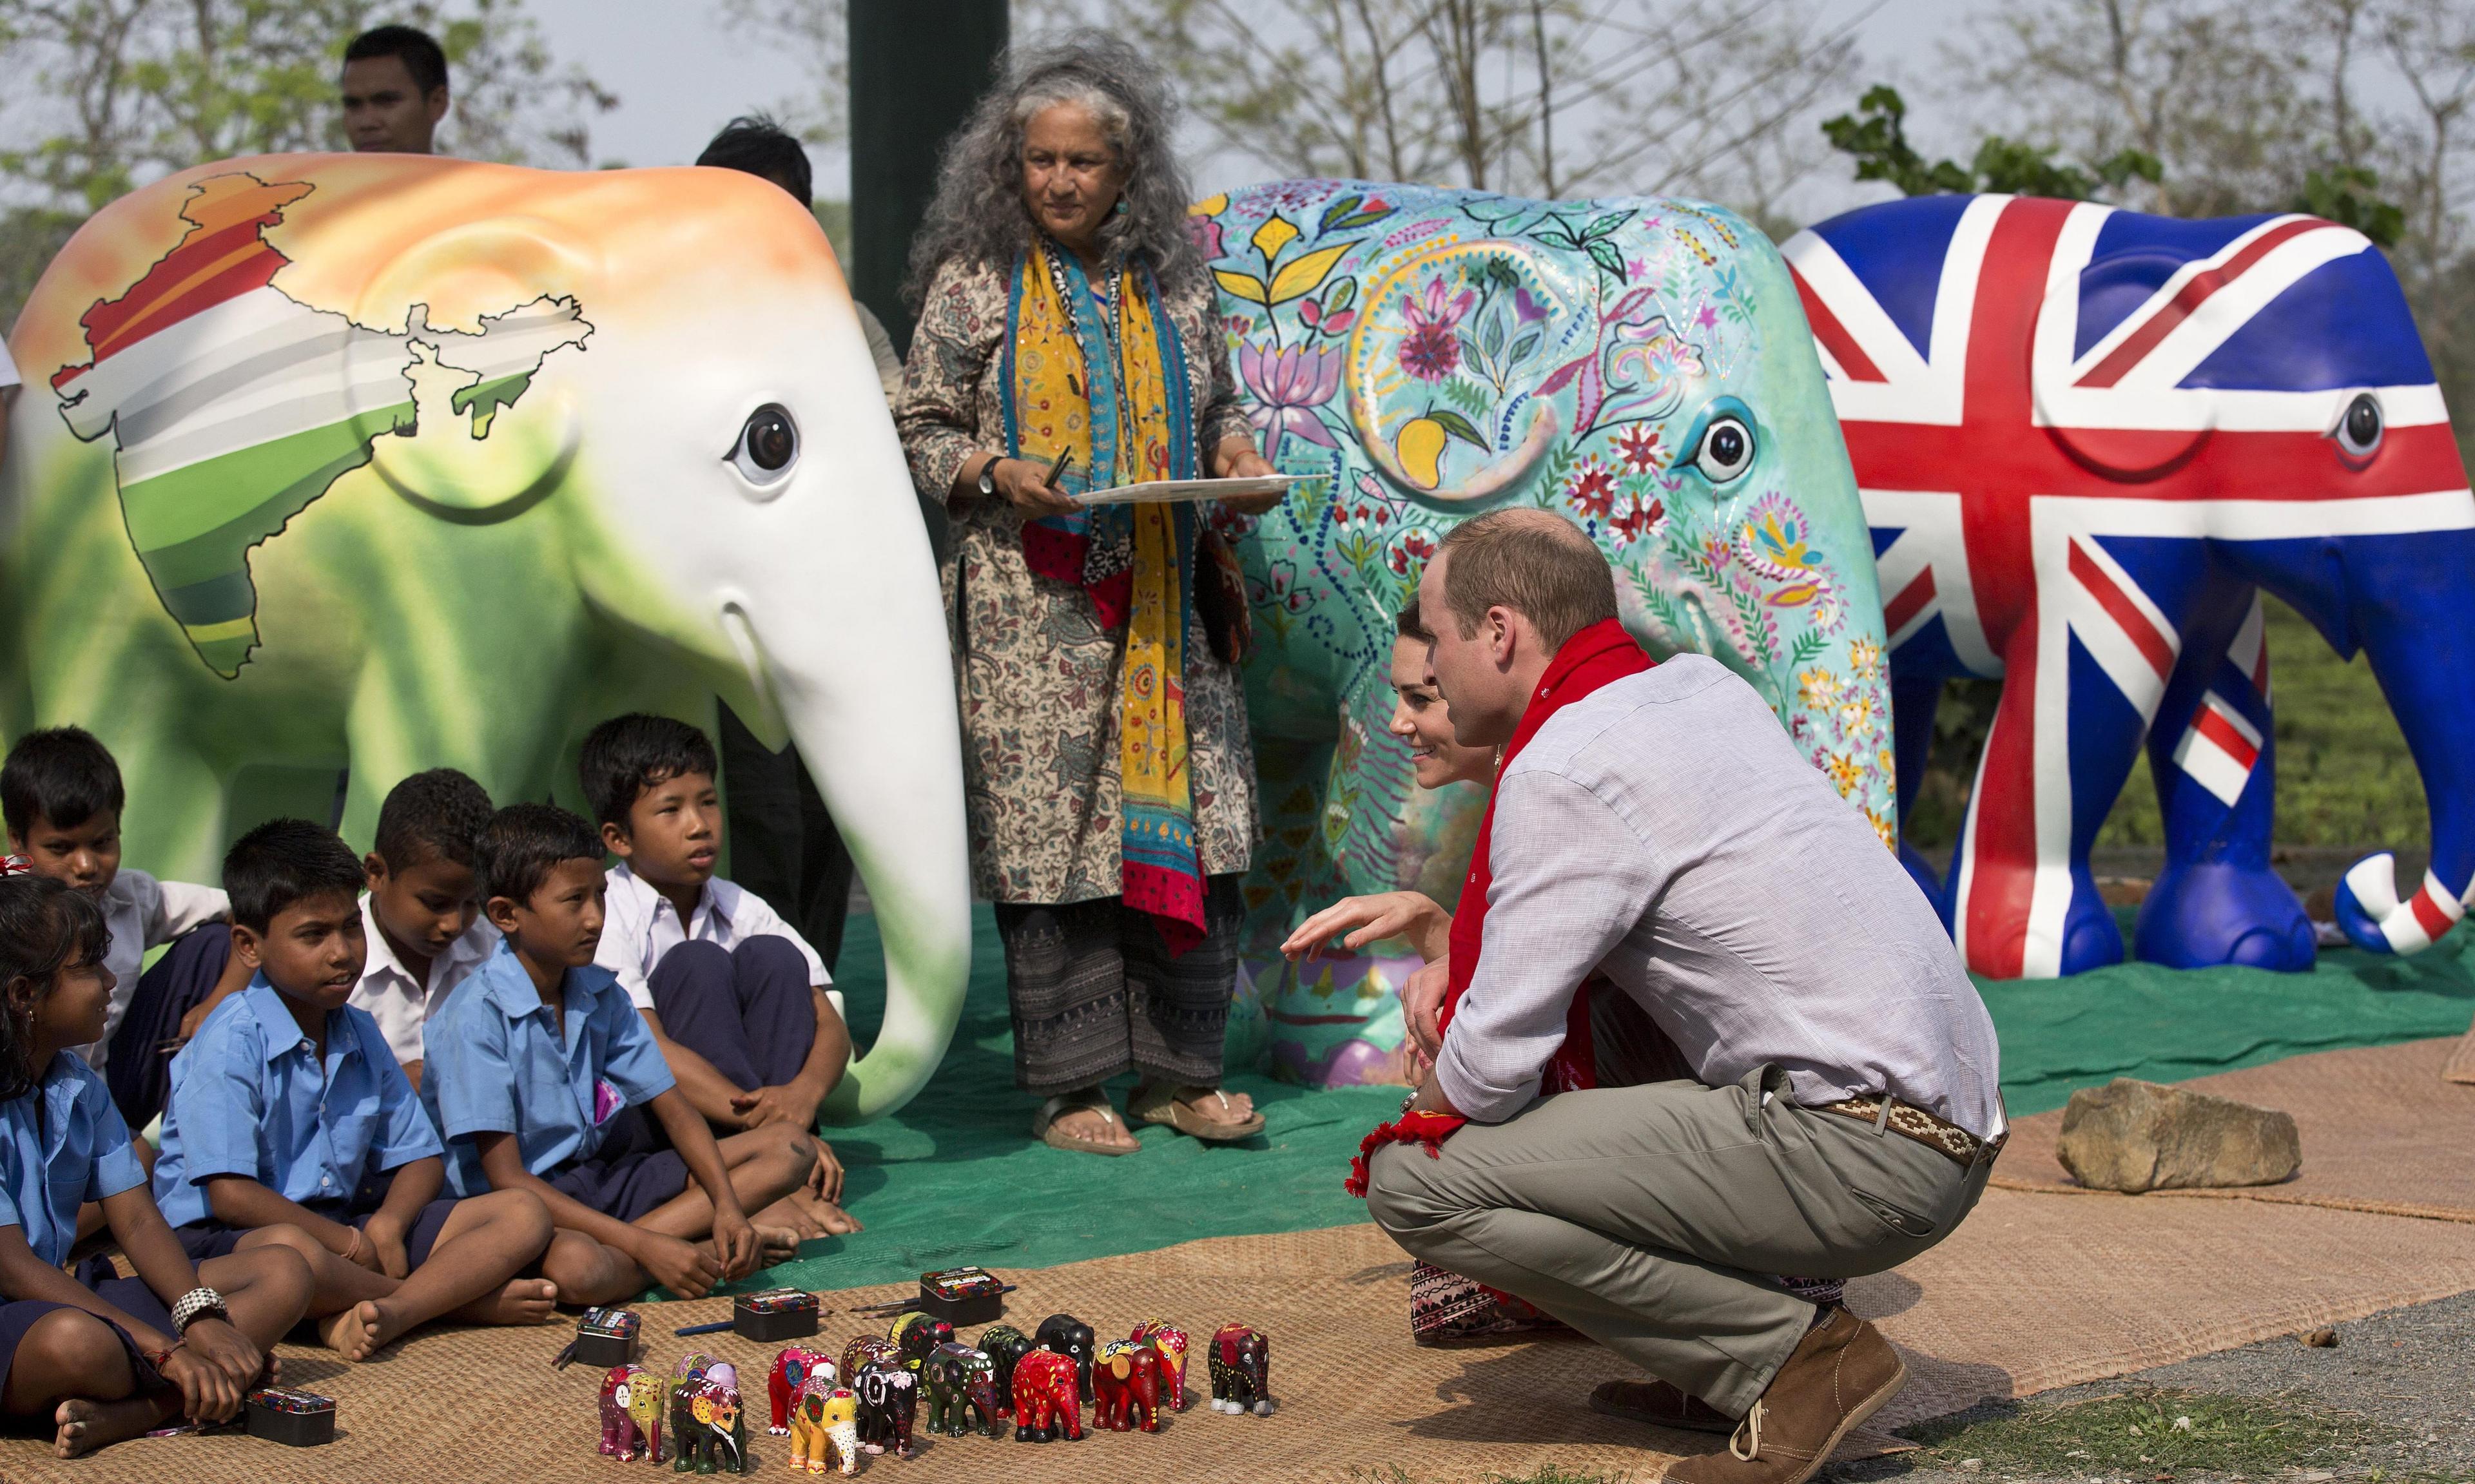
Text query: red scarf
1348 619 1653 1195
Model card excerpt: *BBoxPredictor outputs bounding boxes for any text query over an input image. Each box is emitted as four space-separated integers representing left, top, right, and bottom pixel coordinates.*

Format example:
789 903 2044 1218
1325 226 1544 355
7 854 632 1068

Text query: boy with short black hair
578 715 857 1237
151 819 560 1362
349 769 499 1089
423 804 818 1306
0 728 244 1130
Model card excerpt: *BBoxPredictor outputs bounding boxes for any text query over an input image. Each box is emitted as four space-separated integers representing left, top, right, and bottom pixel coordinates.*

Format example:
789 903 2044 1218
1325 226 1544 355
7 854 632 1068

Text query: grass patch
1898 1386 2380 1477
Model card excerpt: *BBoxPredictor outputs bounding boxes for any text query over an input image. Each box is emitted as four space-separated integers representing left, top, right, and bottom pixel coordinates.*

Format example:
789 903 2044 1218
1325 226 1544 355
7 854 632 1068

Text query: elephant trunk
732 580 971 1122
2329 528 2475 952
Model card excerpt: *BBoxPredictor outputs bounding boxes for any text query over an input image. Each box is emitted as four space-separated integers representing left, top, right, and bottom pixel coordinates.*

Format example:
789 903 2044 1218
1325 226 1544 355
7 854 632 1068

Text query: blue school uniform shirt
422 936 677 1197
151 979 444 1229
0 1053 148 1267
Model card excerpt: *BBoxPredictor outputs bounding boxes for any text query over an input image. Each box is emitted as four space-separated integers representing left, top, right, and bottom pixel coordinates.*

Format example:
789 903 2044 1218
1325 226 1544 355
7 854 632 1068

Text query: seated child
579 715 857 1237
0 728 248 1131
0 873 311 1458
182 770 501 1092
423 803 819 1306
349 769 500 1090
150 820 560 1362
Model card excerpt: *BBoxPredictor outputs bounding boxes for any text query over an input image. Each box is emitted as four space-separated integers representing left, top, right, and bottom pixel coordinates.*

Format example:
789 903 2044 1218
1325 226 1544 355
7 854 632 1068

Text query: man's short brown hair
1432 508 1617 651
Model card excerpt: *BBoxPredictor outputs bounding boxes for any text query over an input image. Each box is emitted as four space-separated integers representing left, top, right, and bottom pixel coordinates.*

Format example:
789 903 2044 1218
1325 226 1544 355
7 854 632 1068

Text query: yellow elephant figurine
788 1378 859 1476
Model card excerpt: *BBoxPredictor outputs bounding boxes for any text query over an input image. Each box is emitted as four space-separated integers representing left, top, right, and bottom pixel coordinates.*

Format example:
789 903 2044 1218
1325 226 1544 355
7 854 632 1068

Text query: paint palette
245 1387 336 1447
733 1287 822 1341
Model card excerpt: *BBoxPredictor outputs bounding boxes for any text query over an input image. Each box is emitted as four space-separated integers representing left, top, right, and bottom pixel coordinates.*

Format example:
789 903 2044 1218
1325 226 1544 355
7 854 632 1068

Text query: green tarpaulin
752 907 2475 1293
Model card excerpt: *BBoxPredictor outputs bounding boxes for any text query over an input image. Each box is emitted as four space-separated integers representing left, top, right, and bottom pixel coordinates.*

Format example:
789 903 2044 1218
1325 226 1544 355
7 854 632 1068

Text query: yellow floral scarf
1003 240 1208 946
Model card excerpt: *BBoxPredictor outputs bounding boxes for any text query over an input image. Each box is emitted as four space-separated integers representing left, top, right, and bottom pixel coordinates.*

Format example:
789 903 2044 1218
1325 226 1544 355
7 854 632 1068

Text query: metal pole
848 0 1009 356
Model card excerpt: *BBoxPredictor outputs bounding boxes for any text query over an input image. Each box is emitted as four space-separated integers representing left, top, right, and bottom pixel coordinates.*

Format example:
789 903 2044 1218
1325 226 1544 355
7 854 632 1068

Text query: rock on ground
2053 1078 2300 1193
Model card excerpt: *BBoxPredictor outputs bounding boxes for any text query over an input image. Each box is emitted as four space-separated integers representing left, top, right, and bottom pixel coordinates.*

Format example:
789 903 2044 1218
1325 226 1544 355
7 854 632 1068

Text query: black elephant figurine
855 1359 920 1458
1034 1312 1098 1402
889 1309 955 1369
976 1323 1036 1418
1208 1324 1274 1416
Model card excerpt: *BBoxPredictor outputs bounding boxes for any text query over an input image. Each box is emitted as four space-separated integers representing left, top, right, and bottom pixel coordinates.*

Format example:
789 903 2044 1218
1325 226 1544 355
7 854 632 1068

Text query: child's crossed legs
544 1121 815 1307
238 1189 559 1361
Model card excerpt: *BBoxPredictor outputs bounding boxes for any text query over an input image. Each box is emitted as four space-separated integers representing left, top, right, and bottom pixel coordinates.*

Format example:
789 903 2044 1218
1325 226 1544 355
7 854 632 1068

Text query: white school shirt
345 893 501 1068
79 868 230 1069
594 861 837 1014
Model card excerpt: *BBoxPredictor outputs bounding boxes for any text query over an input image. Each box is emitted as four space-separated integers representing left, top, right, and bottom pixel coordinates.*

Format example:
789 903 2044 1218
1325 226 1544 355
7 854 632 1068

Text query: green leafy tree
1821 84 2162 201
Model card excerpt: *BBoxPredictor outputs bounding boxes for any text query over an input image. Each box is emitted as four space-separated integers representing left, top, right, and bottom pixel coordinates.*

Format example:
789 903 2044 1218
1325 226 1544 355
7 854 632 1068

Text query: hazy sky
527 0 1997 219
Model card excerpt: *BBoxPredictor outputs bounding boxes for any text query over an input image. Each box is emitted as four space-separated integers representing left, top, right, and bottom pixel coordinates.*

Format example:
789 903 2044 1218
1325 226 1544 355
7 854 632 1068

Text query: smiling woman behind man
895 34 1278 1156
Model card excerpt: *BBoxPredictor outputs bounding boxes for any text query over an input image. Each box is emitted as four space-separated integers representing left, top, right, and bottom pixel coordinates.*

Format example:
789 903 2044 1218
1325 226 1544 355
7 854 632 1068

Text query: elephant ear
355 218 599 525
2031 249 2213 477
1110 1354 1132 1380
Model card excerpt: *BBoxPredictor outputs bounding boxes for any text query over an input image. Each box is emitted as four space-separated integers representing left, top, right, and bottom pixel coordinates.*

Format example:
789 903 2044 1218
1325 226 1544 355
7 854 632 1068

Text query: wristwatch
976 457 1002 499
170 1286 229 1334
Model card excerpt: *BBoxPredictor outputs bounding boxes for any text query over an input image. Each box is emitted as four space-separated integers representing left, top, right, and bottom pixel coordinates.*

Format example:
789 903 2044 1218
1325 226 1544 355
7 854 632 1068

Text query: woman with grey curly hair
895 32 1278 1157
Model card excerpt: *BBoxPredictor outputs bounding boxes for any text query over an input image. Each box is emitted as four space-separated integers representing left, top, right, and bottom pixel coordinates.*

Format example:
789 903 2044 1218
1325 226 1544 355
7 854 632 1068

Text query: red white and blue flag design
1783 195 2475 974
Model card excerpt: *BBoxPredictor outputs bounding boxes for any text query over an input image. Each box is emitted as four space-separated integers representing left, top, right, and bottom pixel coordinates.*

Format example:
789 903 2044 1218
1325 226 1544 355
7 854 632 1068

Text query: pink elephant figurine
770 1346 834 1436
598 1364 661 1461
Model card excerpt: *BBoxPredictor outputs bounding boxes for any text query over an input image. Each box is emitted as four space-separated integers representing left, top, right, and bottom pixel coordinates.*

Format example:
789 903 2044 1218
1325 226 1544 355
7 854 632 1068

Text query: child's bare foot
755 1225 803 1263
755 1197 830 1243
319 1298 411 1361
452 1277 561 1327
53 1397 160 1458
787 1187 864 1235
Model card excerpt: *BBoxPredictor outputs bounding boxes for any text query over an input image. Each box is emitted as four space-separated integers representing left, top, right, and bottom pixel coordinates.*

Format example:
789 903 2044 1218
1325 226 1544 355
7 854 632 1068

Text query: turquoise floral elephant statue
1193 180 1897 1084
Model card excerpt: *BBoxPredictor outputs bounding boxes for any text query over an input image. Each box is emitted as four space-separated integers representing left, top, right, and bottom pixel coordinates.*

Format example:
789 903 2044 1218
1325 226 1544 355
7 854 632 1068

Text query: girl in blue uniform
0 874 310 1456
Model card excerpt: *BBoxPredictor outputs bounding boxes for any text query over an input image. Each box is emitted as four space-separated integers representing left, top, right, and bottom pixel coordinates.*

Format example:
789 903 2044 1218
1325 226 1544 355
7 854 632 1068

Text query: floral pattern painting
1194 180 1898 1087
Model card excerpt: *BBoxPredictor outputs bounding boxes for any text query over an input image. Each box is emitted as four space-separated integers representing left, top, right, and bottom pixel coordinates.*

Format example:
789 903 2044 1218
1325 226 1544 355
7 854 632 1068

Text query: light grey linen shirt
1433 655 2005 1138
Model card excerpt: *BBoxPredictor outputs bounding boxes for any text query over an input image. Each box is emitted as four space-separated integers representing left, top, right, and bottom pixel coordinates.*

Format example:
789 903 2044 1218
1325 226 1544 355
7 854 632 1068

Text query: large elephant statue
1783 195 2475 976
1194 180 1894 1083
0 155 969 1118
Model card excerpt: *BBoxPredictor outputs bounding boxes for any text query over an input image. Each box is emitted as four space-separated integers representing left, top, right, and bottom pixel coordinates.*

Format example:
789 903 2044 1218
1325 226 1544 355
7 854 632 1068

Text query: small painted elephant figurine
888 1310 954 1368
769 1347 834 1436
674 1366 750 1476
1034 1312 1098 1402
975 1324 1035 1418
920 1342 1004 1438
855 1360 919 1458
1092 1340 1163 1433
1007 1350 1083 1443
600 1364 661 1461
1209 1324 1274 1416
840 1336 897 1387
787 1376 859 1477
1130 1318 1190 1411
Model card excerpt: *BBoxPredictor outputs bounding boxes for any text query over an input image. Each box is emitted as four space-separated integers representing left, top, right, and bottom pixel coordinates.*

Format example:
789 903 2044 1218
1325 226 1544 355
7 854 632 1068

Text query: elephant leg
1946 606 2137 978
1888 662 1950 912
2134 592 2312 970
335 627 575 853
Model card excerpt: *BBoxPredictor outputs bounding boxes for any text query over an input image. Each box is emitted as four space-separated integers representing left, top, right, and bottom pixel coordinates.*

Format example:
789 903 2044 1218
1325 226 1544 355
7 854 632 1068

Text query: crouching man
1364 509 2004 1484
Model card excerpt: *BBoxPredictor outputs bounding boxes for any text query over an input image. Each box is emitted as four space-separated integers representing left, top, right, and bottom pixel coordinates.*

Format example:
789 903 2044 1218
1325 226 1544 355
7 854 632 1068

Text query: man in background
342 24 450 154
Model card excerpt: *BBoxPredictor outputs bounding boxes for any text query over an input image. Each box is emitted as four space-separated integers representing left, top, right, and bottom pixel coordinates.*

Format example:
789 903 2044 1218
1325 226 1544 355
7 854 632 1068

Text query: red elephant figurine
1091 1340 1163 1432
769 1345 834 1436
1130 1318 1190 1411
597 1363 663 1461
1008 1349 1083 1443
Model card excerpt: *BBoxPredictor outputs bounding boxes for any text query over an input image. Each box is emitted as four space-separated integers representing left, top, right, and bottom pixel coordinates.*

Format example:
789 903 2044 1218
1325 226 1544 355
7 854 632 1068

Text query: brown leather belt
1814 1095 2005 1168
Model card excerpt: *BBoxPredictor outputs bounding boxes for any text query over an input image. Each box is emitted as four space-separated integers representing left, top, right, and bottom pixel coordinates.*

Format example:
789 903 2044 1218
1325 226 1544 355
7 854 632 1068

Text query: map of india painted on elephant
50 171 592 678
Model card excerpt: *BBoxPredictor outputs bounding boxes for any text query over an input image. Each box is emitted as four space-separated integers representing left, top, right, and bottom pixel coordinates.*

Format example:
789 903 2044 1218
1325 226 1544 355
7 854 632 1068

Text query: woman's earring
1113 198 1129 217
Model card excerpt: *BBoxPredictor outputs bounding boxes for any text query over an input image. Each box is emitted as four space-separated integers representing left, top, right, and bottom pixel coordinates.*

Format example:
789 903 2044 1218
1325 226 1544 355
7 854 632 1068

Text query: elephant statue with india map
0 155 969 1119
1193 180 1895 1084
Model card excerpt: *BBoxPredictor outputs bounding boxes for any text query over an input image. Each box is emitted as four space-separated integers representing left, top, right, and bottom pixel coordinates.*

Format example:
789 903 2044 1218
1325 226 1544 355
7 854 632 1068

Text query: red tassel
1343 1110 1470 1197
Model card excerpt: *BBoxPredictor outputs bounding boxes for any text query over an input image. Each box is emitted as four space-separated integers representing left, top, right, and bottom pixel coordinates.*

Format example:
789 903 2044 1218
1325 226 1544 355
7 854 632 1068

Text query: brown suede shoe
1664 1307 1907 1484
1590 1378 1738 1434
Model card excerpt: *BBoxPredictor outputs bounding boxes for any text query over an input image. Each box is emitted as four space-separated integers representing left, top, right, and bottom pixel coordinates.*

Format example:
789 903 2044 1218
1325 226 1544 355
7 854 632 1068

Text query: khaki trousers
1365 1066 1992 1416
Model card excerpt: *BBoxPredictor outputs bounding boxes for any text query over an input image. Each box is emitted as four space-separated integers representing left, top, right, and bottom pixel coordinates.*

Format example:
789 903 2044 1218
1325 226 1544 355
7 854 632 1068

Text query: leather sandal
1032 1091 1139 1156
1129 1084 1267 1142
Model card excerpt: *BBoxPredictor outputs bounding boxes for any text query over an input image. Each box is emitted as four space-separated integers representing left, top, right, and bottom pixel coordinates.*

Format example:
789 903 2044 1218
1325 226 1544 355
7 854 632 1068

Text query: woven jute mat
9 1179 2475 1484
1990 1036 2475 1221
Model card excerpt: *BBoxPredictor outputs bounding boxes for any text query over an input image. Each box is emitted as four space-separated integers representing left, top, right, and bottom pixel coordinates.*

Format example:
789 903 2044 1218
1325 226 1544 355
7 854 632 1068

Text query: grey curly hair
903 31 1202 307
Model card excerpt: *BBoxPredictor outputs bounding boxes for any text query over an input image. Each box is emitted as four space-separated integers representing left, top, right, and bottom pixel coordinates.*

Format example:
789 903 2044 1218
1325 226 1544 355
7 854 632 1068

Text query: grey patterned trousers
992 874 1247 1096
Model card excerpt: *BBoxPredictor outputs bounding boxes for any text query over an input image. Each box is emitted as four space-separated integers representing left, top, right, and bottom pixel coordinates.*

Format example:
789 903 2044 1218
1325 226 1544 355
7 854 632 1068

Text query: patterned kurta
898 254 1262 906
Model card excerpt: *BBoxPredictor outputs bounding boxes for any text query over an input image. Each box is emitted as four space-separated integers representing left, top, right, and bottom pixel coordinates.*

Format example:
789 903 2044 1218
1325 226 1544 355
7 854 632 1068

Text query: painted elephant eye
2334 392 2382 458
1692 415 1755 483
728 403 799 485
